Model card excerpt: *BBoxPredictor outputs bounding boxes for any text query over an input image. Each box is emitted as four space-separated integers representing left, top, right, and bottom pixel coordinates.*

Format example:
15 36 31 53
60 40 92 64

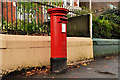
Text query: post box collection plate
62 23 66 33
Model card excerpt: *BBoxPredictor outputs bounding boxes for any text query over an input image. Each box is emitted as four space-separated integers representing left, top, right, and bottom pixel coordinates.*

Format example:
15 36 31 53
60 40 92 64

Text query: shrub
93 9 120 39
93 17 113 39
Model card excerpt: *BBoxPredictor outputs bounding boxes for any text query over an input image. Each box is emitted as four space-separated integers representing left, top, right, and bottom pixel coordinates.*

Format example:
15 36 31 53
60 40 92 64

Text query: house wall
2 2 16 22
79 2 119 10
79 2 119 16
1 2 45 23
0 34 93 74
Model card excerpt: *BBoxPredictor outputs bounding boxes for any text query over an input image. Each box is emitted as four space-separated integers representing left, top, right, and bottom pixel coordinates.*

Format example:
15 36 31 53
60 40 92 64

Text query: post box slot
60 17 68 21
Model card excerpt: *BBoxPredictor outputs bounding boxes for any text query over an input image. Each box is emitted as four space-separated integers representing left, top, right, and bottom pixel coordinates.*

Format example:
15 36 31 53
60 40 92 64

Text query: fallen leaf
34 67 37 70
26 71 31 74
31 73 35 75
104 57 111 60
83 63 87 66
45 69 49 71
52 77 55 78
32 70 35 72
38 71 42 74
104 56 115 60
47 66 51 69
37 69 39 71
77 66 80 68
68 66 73 68
26 74 30 77
29 73 33 76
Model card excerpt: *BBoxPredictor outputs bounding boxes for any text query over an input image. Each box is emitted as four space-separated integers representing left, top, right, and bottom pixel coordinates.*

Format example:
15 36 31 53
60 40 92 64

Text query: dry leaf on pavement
82 63 87 66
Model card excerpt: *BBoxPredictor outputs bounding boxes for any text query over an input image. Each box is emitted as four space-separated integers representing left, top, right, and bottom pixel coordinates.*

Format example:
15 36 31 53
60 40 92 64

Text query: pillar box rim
47 8 69 15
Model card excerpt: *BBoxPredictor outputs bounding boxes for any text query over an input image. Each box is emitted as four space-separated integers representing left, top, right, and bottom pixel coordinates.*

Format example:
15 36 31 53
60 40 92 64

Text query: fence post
118 1 120 9
1 0 3 31
89 0 92 39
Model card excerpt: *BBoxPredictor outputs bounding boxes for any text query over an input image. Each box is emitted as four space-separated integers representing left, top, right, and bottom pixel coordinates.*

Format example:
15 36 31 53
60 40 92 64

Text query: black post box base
50 58 67 73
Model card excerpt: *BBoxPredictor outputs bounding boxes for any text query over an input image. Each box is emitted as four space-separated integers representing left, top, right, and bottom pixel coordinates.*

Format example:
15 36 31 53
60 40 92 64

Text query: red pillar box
47 8 69 73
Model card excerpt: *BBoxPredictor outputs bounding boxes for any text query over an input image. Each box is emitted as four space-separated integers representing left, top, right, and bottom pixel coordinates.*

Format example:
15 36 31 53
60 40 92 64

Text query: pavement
1 54 119 80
